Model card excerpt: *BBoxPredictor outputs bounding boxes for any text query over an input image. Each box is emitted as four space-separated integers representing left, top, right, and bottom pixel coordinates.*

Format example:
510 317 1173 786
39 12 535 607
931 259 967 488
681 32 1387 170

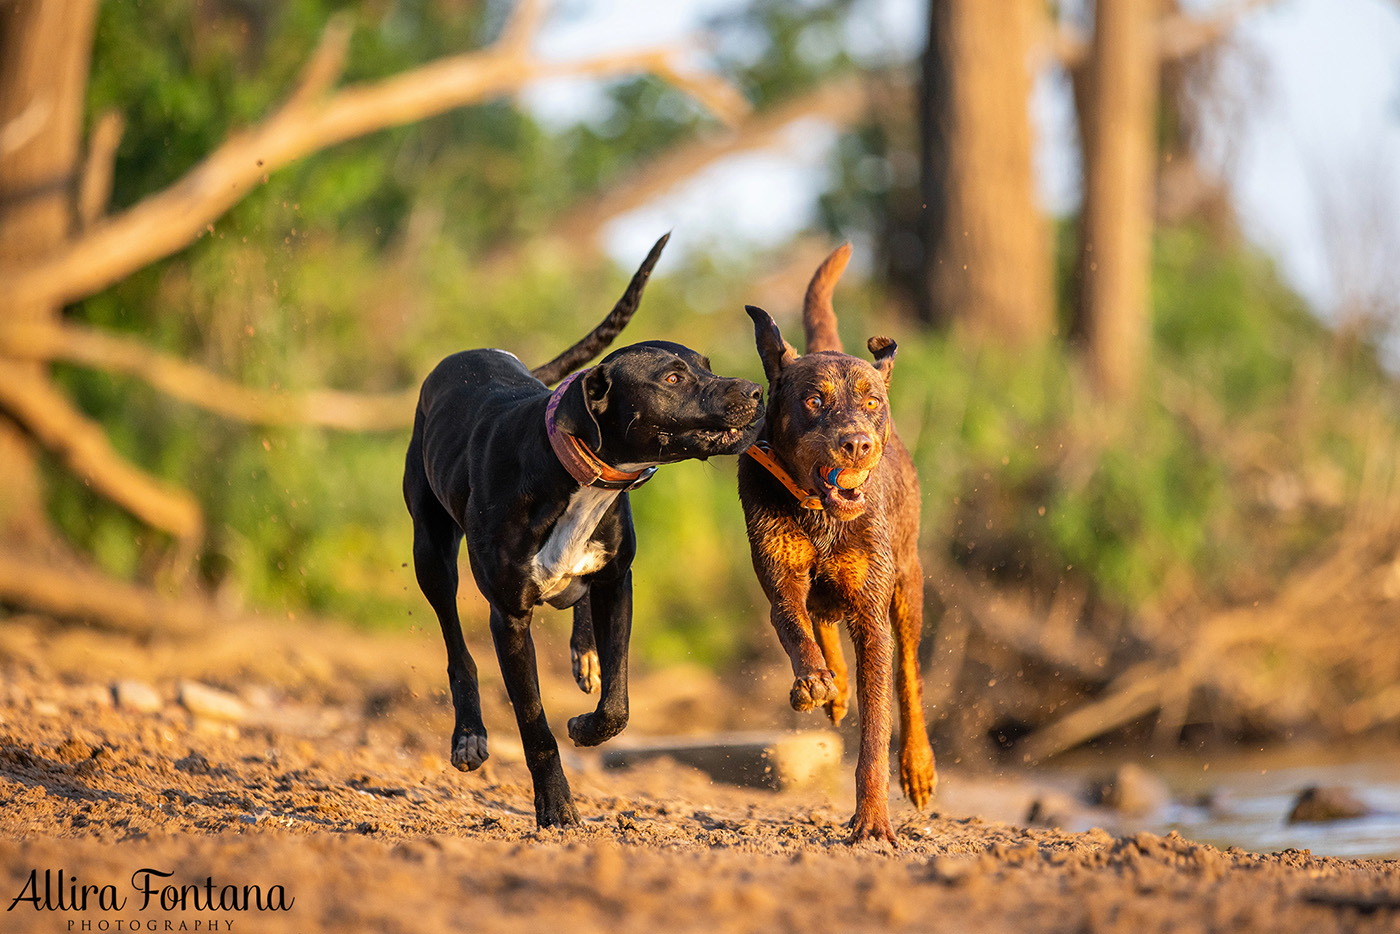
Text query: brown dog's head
745 304 897 521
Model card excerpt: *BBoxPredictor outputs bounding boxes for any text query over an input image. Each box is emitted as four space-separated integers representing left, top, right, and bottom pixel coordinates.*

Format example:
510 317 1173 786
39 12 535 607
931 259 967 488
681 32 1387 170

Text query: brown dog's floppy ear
867 335 897 387
552 365 610 450
746 305 799 383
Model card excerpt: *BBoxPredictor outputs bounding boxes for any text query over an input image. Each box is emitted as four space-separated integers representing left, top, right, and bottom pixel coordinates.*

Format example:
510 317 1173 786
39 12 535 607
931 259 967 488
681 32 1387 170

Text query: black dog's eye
805 394 823 410
665 373 681 385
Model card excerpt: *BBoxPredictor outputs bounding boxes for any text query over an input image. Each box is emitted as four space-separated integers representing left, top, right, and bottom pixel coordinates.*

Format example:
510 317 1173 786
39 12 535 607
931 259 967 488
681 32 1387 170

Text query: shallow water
1140 745 1400 859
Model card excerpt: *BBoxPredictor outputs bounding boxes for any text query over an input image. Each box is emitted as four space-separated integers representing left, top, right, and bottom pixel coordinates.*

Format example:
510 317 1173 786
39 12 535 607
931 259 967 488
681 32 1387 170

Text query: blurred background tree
3 0 1400 762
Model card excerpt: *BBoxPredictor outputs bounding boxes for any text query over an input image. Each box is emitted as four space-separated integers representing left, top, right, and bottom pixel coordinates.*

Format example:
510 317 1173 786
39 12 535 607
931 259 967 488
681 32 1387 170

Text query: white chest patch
532 486 621 604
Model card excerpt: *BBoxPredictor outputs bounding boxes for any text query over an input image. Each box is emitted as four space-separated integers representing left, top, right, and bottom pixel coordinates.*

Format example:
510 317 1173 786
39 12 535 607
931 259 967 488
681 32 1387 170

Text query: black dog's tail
530 233 670 387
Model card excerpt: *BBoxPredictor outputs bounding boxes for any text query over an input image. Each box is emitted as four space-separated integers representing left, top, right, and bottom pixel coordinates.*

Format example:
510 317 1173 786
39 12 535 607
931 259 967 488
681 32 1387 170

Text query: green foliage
894 224 1395 615
59 1 1400 678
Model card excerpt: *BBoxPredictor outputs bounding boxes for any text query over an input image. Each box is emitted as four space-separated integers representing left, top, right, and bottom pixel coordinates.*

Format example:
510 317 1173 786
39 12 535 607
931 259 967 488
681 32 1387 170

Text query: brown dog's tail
803 242 851 354
530 232 670 386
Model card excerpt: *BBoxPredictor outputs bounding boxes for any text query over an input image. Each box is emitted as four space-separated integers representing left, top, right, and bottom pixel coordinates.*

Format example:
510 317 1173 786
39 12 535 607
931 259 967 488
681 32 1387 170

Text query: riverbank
1 612 1397 933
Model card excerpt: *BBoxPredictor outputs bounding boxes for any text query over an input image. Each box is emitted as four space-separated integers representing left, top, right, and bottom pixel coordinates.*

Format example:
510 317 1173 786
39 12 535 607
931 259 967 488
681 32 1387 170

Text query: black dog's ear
745 305 798 383
553 365 611 450
867 335 897 386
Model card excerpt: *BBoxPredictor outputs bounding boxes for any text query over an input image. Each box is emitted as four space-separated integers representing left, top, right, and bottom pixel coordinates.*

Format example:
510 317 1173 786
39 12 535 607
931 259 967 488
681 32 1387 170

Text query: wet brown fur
738 245 935 844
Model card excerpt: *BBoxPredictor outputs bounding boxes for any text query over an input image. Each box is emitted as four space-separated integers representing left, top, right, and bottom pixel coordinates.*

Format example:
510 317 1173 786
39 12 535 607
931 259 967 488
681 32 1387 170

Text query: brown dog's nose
841 433 875 461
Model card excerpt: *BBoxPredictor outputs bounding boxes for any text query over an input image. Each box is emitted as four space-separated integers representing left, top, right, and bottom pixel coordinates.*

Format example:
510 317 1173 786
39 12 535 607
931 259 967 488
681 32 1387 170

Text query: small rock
1287 786 1373 824
177 680 247 722
175 752 212 775
112 680 163 713
1026 791 1080 827
1086 763 1170 816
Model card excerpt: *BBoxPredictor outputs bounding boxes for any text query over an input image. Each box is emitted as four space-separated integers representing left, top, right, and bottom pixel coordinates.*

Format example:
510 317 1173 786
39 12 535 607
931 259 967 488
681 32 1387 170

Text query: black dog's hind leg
570 599 600 694
489 605 580 827
407 482 488 771
567 570 632 747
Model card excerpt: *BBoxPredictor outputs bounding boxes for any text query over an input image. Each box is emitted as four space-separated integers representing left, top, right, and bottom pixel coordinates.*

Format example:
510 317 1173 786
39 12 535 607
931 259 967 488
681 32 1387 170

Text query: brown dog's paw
823 693 849 725
572 647 601 694
899 738 937 811
790 669 839 712
451 732 489 772
848 808 897 847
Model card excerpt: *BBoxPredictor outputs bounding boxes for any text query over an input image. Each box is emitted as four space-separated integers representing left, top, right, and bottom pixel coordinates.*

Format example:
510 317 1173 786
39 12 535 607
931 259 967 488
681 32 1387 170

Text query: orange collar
745 442 824 510
545 371 658 491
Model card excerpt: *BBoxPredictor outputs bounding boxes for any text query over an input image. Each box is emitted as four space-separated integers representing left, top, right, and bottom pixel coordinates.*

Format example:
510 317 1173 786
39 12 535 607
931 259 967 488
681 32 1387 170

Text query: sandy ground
1 612 1398 934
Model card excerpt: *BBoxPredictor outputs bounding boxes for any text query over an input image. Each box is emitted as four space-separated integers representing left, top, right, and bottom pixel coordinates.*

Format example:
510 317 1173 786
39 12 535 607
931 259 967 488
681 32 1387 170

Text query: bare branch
0 361 203 542
0 320 417 430
284 14 352 110
1046 0 1284 70
498 0 547 57
77 109 123 228
0 13 748 310
548 76 867 249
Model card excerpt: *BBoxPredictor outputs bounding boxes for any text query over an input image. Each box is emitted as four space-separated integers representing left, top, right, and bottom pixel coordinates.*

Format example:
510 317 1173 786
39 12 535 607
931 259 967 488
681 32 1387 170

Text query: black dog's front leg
488 604 580 828
567 570 632 747
569 599 600 694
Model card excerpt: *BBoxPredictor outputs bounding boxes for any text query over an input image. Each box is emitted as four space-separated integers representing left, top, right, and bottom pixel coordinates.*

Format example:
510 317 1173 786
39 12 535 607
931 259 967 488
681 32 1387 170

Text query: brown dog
738 244 935 843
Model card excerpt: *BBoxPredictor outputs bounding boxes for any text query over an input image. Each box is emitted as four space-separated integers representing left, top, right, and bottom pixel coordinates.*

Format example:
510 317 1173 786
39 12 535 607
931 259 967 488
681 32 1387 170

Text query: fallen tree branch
0 2 748 309
1018 663 1172 763
0 361 202 542
0 547 223 636
928 560 1111 680
0 320 417 430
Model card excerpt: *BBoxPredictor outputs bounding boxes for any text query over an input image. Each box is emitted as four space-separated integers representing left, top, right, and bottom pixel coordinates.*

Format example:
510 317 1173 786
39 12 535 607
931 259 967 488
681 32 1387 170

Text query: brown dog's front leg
769 592 839 712
847 612 896 845
753 537 838 712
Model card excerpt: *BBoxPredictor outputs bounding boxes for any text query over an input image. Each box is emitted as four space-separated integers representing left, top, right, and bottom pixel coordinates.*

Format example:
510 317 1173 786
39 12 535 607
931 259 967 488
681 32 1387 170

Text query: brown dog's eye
665 373 681 384
864 397 879 411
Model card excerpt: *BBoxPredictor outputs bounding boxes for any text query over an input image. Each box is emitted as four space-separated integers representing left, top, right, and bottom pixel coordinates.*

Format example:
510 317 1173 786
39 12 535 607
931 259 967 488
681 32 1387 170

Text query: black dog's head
552 340 764 467
745 305 896 521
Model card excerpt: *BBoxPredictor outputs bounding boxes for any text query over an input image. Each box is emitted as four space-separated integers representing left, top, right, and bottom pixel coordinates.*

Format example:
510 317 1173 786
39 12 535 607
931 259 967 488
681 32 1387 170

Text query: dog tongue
823 466 870 490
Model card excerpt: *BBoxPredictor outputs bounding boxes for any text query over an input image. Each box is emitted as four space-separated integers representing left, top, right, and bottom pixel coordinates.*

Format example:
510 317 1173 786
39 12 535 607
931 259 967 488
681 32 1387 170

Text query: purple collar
545 370 657 491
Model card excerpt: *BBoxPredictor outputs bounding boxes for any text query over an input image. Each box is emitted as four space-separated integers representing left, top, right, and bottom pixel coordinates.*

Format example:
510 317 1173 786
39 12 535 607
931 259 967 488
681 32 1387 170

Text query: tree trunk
1075 0 1160 398
0 0 98 549
921 0 1052 342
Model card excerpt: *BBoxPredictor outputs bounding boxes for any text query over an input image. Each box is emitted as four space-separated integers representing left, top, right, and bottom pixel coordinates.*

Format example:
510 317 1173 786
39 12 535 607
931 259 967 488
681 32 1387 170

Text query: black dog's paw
567 710 627 747
571 647 601 694
790 669 839 712
451 732 489 772
536 796 581 829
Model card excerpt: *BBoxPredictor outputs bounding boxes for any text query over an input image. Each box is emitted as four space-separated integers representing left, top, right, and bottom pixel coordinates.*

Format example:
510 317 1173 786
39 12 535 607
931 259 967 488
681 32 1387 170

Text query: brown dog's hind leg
813 615 849 725
892 567 936 810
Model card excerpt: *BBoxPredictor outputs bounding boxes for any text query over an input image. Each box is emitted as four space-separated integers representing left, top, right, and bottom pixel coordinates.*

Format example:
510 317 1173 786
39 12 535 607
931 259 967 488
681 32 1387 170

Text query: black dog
404 236 763 827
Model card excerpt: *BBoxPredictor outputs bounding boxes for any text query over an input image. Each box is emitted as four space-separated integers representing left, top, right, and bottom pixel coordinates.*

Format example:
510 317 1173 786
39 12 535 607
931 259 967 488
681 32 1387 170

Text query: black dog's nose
746 384 762 402
841 433 874 460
